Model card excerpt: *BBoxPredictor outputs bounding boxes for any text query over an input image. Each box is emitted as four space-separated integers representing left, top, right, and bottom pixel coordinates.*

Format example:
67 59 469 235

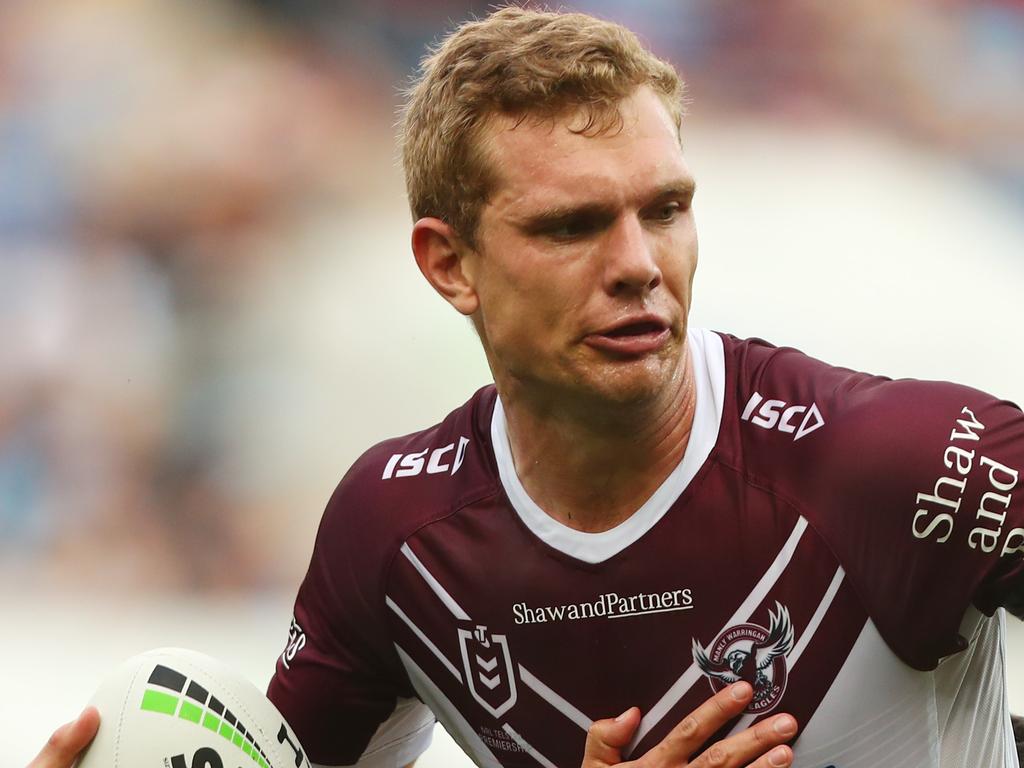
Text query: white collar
490 327 726 564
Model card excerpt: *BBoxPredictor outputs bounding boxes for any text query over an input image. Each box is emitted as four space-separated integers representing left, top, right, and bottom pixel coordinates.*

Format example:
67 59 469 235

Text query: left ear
411 217 480 316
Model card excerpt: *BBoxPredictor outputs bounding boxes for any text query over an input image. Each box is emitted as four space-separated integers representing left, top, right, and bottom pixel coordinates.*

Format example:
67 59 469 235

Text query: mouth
602 320 667 338
584 316 672 357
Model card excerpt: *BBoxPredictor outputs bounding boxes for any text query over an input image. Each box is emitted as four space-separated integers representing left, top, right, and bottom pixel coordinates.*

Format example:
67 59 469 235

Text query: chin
579 355 679 407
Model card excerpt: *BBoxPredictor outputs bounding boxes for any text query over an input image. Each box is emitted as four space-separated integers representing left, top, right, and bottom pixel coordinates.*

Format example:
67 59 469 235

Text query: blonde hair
399 6 686 245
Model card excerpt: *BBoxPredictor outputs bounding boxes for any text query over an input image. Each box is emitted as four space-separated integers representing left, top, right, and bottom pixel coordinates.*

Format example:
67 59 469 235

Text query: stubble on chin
566 337 686 410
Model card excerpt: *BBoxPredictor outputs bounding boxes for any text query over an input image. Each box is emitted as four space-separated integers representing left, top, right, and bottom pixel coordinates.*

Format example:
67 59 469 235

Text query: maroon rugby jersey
268 330 1024 768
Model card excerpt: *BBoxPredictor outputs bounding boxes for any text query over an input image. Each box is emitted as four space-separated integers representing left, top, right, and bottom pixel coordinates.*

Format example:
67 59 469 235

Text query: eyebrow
516 179 697 229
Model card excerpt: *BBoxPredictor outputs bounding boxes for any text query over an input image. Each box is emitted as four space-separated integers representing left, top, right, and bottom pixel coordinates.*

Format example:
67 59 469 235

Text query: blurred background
2 0 1022 764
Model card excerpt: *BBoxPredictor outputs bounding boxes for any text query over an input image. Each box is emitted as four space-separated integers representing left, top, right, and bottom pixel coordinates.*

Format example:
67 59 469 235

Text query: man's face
467 86 698 408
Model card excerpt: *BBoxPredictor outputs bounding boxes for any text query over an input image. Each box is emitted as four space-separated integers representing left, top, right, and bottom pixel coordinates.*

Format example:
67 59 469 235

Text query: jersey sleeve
966 396 1024 620
843 380 1024 651
804 370 1024 667
733 338 1024 669
267 462 431 767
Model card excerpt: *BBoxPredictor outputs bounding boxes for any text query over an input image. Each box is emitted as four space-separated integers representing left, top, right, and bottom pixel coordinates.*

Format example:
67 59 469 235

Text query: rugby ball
77 648 310 768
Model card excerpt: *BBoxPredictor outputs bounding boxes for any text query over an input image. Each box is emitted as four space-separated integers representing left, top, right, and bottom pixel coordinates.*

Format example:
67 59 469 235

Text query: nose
603 214 662 296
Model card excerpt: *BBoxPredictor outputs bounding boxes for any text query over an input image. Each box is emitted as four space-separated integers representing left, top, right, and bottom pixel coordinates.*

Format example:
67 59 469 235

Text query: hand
582 682 796 768
28 707 100 768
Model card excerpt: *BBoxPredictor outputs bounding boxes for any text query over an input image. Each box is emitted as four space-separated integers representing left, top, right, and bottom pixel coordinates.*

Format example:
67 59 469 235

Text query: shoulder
718 333 1021 482
717 331 1023 518
290 384 503 666
269 386 505 768
717 332 1024 667
315 384 502 568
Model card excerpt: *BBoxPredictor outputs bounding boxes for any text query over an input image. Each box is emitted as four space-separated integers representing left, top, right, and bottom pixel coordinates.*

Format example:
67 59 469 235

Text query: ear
411 217 480 316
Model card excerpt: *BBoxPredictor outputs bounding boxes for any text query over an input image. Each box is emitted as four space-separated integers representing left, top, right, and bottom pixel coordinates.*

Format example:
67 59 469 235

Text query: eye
650 202 682 222
545 215 600 240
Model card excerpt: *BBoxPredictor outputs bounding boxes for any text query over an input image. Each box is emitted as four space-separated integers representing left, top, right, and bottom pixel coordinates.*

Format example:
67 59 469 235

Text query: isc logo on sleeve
742 392 824 441
281 618 306 670
382 436 471 479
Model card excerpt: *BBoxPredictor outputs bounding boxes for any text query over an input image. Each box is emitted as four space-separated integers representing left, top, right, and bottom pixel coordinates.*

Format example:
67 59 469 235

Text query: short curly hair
399 6 686 245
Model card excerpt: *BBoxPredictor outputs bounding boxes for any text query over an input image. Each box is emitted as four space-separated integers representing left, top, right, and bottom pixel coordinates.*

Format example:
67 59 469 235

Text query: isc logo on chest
742 392 824 441
382 437 471 479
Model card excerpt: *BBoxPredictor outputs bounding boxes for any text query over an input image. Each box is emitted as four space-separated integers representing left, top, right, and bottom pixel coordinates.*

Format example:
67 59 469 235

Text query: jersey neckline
489 327 726 564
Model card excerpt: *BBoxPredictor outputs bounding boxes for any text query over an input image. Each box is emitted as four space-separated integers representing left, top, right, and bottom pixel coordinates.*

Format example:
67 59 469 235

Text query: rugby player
31 7 1022 768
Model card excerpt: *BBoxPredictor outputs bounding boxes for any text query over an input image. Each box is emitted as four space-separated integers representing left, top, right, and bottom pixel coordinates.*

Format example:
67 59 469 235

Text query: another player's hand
582 682 796 768
28 707 100 768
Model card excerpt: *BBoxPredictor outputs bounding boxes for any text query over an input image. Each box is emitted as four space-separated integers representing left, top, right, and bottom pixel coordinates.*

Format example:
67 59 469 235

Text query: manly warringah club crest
458 624 518 718
692 602 796 715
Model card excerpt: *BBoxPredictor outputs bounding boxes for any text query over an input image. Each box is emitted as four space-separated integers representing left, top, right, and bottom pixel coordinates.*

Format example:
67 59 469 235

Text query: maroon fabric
723 336 1024 666
267 333 1024 767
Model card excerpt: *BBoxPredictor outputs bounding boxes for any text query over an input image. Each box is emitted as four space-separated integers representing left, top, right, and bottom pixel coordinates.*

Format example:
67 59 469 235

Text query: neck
498 344 697 533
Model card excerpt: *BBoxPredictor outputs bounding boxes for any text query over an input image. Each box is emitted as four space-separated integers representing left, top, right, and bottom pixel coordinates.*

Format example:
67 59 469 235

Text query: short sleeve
266 480 424 766
821 378 1024 667
959 396 1024 618
736 338 1024 669
888 386 1024 620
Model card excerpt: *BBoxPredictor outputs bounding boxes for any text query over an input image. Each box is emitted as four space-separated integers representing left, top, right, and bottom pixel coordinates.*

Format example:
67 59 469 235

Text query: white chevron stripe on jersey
726 566 846 736
401 543 471 620
386 596 463 681
788 566 844 666
399 546 599 739
502 724 560 768
394 646 504 768
518 665 593 731
628 517 809 754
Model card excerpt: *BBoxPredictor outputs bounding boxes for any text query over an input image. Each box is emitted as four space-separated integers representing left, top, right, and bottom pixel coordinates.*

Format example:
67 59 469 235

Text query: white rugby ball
77 648 310 768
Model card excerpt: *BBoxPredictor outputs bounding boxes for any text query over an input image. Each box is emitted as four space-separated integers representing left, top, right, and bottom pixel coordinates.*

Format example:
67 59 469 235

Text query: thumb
582 707 641 767
29 706 100 768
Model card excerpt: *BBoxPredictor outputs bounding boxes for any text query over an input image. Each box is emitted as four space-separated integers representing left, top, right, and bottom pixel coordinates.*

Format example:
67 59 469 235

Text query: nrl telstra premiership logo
458 624 518 718
692 602 795 715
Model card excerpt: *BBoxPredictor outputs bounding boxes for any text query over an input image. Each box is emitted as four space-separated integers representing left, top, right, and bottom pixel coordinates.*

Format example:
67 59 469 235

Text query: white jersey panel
336 696 435 768
934 608 1019 768
794 611 1017 768
794 619 939 768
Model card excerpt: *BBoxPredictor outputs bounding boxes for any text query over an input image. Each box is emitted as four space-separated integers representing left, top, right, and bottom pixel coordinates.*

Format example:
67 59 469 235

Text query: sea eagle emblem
692 602 795 714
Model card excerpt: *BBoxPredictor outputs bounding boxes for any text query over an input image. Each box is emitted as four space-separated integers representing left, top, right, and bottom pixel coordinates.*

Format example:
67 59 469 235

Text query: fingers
582 707 642 767
28 707 100 768
644 682 756 763
584 689 797 768
688 713 797 768
742 744 793 768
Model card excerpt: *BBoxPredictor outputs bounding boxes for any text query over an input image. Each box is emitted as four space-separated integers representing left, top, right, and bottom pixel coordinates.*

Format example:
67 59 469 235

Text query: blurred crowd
0 0 395 591
257 0 1024 198
1 0 1022 592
